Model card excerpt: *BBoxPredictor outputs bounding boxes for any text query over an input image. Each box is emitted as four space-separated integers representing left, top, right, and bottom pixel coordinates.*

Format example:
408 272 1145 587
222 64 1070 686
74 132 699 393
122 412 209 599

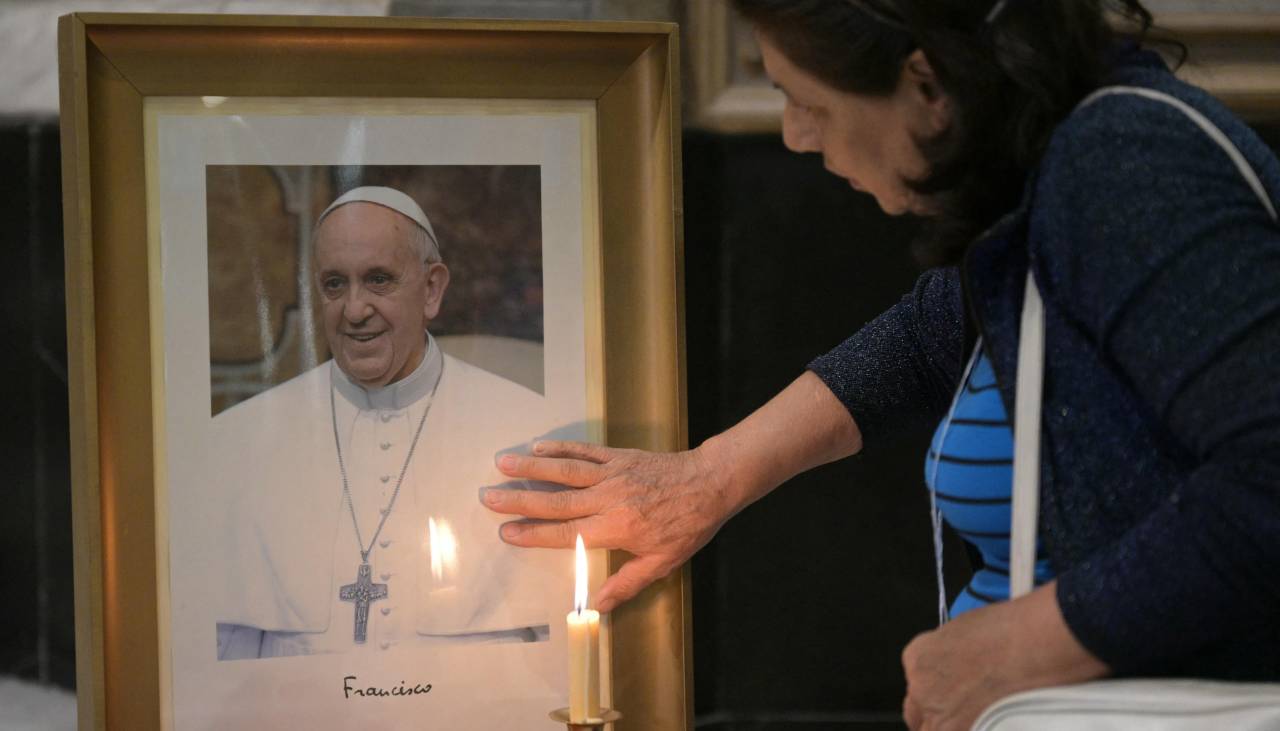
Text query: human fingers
497 517 604 549
482 484 601 519
902 693 923 731
495 453 607 488
531 440 617 464
592 554 672 614
902 632 927 730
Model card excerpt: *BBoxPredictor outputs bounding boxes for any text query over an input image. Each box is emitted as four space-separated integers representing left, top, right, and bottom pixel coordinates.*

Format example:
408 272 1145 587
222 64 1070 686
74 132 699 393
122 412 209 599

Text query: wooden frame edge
58 14 107 731
597 23 693 731
68 11 677 35
667 26 697 730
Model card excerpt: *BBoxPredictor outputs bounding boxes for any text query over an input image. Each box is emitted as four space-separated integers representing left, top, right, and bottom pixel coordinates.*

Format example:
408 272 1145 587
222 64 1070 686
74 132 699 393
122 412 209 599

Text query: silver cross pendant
339 562 388 644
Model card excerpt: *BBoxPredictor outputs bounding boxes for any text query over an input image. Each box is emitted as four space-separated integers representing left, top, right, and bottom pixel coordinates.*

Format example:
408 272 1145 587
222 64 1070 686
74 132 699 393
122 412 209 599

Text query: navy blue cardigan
809 53 1280 678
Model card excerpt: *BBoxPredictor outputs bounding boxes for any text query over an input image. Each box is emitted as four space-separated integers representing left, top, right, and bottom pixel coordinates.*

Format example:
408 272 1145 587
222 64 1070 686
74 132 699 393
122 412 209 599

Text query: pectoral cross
339 562 387 644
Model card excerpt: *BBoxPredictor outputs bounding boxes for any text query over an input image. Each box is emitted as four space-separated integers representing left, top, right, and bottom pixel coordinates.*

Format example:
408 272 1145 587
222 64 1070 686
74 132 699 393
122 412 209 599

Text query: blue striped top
925 347 1054 616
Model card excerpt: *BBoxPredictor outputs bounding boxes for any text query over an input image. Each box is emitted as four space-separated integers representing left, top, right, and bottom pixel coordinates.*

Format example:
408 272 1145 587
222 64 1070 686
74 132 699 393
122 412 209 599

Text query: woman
484 1 1280 728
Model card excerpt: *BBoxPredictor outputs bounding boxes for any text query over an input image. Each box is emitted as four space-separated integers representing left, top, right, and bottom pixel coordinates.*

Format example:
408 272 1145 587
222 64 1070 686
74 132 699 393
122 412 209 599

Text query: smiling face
313 202 450 389
757 31 951 216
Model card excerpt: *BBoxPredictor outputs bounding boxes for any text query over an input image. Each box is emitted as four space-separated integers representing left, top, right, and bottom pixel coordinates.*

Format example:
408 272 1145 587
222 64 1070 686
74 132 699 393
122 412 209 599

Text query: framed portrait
59 13 689 731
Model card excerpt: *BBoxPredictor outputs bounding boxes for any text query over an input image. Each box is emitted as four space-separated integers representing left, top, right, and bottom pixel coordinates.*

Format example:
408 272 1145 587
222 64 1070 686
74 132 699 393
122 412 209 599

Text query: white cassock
212 335 557 659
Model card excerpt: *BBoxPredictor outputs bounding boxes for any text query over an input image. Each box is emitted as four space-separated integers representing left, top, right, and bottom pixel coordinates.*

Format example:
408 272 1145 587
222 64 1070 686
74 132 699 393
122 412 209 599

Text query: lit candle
567 534 600 722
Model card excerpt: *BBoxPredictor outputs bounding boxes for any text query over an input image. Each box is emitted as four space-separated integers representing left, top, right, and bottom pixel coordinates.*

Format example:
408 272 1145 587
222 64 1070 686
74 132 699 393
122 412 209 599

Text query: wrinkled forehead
312 201 422 264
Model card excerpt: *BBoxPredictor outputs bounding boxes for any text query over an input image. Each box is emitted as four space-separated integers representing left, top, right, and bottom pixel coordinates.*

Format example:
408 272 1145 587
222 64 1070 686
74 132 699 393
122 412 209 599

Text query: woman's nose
781 104 820 154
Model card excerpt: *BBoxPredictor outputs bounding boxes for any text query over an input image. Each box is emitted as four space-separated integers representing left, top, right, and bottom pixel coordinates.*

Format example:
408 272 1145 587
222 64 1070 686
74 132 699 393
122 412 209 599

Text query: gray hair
408 219 444 265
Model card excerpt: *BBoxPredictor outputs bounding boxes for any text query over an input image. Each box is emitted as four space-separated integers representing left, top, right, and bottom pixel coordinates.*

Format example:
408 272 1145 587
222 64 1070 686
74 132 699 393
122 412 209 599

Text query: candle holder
548 707 622 730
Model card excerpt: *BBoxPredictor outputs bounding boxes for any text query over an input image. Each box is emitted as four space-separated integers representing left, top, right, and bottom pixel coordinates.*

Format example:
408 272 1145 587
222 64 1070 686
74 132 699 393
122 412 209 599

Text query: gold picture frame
685 4 1280 131
58 13 689 731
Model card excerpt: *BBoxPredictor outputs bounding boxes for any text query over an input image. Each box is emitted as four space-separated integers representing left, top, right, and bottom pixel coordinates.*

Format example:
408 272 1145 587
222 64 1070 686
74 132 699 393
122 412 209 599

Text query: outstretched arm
486 267 964 612
484 369 860 612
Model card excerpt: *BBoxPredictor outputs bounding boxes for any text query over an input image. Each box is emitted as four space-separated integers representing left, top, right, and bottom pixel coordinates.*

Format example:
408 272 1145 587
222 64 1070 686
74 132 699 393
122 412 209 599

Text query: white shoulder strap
1009 273 1045 597
1081 86 1277 220
1008 86 1279 599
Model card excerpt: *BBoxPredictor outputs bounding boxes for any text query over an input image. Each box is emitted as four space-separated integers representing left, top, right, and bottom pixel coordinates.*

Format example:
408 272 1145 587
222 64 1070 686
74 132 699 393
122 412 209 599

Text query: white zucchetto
317 185 441 261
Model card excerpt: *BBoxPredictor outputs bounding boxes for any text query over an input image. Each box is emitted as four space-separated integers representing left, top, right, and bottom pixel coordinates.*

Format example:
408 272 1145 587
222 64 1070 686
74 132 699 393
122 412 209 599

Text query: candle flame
429 517 458 584
574 533 587 615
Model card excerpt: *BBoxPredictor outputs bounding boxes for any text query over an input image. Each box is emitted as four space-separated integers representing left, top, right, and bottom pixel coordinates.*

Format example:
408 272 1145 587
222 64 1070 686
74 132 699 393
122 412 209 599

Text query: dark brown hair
732 0 1159 264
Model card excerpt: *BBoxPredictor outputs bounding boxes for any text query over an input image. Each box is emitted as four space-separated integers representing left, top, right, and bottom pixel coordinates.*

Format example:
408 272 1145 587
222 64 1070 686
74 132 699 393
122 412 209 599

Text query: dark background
5 116 1278 729
1 120 76 692
681 130 972 730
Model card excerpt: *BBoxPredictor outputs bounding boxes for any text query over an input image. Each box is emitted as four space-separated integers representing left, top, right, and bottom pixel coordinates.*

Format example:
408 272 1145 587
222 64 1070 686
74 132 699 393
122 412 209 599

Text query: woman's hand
484 371 862 613
901 581 1109 731
484 441 736 613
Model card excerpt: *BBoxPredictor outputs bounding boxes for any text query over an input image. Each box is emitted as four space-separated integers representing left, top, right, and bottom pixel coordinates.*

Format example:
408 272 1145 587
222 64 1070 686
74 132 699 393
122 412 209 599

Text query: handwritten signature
343 675 433 699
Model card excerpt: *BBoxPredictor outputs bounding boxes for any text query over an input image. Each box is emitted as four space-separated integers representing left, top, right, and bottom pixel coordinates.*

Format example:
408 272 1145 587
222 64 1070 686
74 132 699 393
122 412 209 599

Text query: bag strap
1008 86 1279 599
1010 273 1045 597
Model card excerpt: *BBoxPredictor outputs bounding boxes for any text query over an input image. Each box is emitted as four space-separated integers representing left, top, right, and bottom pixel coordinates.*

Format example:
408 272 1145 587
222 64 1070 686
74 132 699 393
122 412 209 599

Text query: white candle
567 534 600 722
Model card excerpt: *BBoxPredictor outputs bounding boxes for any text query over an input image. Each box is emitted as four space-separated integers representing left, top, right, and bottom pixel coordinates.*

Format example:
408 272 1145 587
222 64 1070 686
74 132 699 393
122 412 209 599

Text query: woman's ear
901 49 952 134
903 49 940 98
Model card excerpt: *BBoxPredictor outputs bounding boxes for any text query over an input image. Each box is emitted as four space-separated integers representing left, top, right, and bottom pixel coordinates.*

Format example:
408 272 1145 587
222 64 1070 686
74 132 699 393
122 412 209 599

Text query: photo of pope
213 185 555 661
